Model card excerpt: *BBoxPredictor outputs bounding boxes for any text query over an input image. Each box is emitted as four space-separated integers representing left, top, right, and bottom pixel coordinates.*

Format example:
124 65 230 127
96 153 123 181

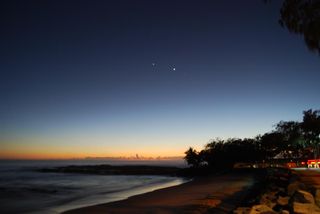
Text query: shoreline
63 171 255 214
52 176 188 214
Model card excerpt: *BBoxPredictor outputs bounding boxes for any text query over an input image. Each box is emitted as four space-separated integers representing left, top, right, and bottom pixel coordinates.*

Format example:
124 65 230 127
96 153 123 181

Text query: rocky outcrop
291 190 320 214
287 181 306 196
292 190 315 204
315 189 320 207
249 204 277 214
277 196 289 206
292 202 320 214
233 168 320 214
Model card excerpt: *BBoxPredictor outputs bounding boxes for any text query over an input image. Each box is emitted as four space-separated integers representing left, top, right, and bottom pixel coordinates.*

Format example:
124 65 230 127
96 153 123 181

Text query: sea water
0 160 187 214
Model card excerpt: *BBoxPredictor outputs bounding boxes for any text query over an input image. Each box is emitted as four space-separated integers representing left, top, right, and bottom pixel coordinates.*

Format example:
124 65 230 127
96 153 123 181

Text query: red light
307 159 320 164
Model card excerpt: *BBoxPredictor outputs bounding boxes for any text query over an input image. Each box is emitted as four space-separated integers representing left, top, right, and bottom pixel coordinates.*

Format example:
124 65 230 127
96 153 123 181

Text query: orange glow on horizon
0 149 185 160
1 134 202 160
0 154 184 160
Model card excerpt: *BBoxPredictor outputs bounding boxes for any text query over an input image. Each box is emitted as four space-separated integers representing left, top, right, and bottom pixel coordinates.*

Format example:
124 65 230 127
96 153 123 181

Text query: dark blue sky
1 0 320 158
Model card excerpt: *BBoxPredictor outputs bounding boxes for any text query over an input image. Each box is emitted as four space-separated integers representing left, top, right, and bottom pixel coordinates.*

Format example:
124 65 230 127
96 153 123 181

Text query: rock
315 189 320 207
269 184 281 192
275 188 287 197
233 207 251 214
277 196 290 206
293 190 315 204
287 181 306 196
293 202 320 214
292 190 320 214
260 191 277 209
249 204 277 214
280 210 290 214
261 191 278 201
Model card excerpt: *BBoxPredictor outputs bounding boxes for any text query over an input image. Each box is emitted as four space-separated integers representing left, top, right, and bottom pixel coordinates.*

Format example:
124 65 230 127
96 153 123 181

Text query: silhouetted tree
240 138 265 162
279 0 320 54
184 147 201 168
201 138 262 169
264 0 320 55
184 108 320 172
260 132 286 160
275 120 306 158
202 139 225 169
301 109 320 158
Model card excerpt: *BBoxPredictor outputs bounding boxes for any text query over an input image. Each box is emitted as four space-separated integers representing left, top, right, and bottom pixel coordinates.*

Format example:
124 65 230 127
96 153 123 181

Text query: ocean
0 159 187 214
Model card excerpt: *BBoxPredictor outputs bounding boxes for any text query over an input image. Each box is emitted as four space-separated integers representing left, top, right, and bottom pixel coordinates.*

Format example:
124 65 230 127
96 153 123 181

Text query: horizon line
0 156 185 161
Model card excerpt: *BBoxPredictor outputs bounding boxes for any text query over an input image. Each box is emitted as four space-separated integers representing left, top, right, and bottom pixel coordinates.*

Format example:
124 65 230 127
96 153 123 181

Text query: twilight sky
1 0 320 159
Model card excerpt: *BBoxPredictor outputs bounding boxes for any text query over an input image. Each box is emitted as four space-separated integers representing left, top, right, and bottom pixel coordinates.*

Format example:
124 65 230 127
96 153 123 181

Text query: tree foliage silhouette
301 109 320 157
184 109 320 170
279 0 320 54
275 121 305 158
264 0 320 54
184 147 201 168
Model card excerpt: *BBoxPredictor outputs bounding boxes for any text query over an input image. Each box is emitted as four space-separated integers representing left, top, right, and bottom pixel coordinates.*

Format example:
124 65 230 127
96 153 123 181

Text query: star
172 67 176 71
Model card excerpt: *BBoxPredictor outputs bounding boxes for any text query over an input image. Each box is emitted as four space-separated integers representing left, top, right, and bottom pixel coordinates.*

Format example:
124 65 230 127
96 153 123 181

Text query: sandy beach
63 172 255 214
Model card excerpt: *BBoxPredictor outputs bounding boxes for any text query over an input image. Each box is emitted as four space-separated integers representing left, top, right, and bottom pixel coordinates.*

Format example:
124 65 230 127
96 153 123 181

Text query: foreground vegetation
185 109 320 170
